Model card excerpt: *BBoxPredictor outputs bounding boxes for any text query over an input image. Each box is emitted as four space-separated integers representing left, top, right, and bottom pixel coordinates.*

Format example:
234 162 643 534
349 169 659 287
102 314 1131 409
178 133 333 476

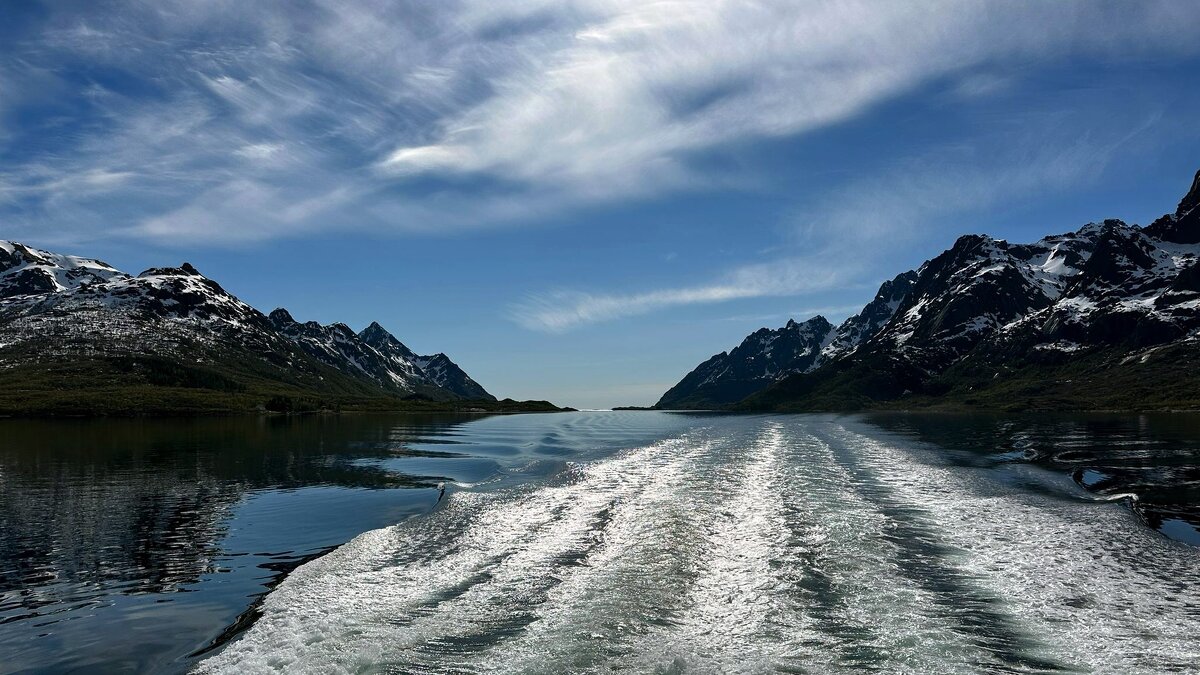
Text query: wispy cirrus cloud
512 256 860 332
374 1 1196 191
511 123 1152 332
1 0 1197 246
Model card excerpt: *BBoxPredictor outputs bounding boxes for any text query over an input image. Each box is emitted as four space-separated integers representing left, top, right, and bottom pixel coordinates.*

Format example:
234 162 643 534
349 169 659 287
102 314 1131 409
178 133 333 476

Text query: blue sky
3 1 1200 408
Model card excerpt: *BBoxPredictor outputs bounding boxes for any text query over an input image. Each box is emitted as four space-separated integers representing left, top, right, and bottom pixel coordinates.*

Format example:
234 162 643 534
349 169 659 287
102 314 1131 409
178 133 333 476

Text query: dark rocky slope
656 271 917 409
662 168 1200 412
0 243 518 415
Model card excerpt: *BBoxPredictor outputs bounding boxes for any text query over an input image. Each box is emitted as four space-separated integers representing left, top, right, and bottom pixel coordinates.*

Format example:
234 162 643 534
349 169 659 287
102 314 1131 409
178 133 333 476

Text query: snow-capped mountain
267 310 457 400
411 353 496 401
357 321 430 384
656 316 835 408
661 168 1200 411
854 210 1200 380
657 270 920 409
0 244 495 411
355 320 496 401
820 270 918 363
0 253 297 373
0 241 128 298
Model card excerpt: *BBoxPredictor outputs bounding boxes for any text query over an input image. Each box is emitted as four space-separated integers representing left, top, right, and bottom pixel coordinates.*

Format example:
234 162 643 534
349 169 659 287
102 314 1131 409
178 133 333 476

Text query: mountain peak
656 314 838 408
0 241 129 298
359 321 396 343
359 320 419 361
1144 168 1200 244
953 233 992 248
877 270 919 300
138 263 204 278
268 307 296 325
785 315 831 332
1178 168 1200 218
413 352 496 401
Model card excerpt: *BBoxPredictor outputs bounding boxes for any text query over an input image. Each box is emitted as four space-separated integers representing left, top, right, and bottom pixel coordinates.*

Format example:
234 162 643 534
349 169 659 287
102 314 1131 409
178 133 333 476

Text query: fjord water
0 412 696 673
2 413 1199 673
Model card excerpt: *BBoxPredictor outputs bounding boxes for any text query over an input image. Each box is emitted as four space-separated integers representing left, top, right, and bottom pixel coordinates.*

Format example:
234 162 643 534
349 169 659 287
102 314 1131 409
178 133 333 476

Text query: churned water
192 413 1200 674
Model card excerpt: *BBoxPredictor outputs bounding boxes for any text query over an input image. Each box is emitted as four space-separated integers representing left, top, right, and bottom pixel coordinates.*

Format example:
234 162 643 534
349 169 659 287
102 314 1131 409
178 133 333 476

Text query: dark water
0 412 696 673
864 412 1200 546
2 412 1199 673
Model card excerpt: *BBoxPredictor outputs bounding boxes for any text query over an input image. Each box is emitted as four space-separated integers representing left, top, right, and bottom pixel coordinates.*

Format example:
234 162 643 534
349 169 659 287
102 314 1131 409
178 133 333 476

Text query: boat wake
199 417 1200 674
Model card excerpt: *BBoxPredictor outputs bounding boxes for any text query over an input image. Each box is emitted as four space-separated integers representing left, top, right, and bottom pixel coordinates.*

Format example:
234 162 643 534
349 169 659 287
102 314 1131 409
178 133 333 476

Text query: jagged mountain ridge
841 211 1200 388
357 322 496 401
0 242 495 411
656 316 835 408
656 270 919 409
821 270 919 363
266 309 454 401
0 241 128 298
411 353 495 401
1 253 298 375
662 168 1200 411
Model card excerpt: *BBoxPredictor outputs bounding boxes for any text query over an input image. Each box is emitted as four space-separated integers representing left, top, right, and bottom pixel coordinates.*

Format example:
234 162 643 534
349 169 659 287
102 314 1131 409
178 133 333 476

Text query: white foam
827 423 1200 672
200 418 1200 674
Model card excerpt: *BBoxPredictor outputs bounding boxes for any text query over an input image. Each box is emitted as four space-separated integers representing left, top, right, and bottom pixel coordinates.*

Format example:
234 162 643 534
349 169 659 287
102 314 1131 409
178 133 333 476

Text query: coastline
0 391 571 419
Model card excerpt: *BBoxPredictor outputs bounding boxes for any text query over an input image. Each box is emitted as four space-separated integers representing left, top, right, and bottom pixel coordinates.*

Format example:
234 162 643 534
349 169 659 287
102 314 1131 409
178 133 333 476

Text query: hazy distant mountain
661 168 1200 412
0 243 498 414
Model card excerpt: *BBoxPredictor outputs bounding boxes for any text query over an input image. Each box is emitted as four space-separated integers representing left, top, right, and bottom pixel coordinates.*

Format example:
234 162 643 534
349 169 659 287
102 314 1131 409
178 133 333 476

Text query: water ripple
199 416 1200 674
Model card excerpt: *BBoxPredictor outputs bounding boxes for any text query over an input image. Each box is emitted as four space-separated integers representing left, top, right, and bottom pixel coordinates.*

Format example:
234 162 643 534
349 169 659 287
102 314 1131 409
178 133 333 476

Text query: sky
3 1 1200 409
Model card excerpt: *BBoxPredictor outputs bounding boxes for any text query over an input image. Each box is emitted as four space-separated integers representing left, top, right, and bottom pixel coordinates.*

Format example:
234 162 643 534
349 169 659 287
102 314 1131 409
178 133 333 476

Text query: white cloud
3 0 1197 246
380 144 471 174
234 142 286 162
511 127 1144 332
374 0 1196 196
512 256 858 332
130 179 360 244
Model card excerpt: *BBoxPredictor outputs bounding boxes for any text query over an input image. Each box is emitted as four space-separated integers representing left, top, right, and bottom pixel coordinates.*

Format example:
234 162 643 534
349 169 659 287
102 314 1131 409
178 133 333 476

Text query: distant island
0 243 565 416
653 168 1200 413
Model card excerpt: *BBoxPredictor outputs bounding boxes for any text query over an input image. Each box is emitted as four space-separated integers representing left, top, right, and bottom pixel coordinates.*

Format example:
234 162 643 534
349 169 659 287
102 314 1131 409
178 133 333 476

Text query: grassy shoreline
0 353 569 418
0 386 568 419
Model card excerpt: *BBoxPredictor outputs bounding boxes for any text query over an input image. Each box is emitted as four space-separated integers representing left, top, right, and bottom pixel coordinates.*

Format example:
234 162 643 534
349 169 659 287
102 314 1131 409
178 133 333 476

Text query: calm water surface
1 411 1199 673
